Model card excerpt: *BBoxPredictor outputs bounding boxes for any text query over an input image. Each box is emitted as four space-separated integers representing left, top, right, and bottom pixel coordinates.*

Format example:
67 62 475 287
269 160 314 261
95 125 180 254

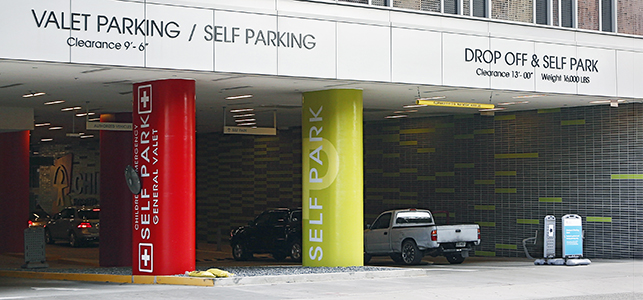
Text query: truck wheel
401 240 423 265
446 253 465 264
289 241 302 262
272 251 287 261
232 242 251 261
390 254 404 264
364 253 372 264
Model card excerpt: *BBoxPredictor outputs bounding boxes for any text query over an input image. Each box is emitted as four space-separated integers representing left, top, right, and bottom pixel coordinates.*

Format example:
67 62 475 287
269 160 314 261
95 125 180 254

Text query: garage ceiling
0 60 631 147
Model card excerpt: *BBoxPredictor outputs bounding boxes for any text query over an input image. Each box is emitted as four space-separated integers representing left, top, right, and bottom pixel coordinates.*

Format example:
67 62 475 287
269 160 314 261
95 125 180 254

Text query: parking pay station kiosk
543 215 556 259
562 214 583 258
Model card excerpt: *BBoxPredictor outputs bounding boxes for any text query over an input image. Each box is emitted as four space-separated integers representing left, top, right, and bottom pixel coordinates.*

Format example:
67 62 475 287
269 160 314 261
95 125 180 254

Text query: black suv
230 208 302 261
45 206 100 247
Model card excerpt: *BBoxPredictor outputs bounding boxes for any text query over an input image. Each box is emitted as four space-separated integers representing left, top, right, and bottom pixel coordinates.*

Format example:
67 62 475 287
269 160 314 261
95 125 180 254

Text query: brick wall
578 0 600 30
492 0 534 23
618 0 643 35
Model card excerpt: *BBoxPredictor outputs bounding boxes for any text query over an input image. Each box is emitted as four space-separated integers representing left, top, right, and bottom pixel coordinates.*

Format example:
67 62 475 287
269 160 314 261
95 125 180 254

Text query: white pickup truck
364 208 480 265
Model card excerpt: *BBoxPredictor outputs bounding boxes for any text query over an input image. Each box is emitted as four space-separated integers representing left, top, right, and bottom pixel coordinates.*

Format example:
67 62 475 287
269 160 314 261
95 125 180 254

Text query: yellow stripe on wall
611 174 643 179
495 153 538 159
495 171 517 176
517 219 540 224
475 205 496 210
539 197 563 203
475 180 496 185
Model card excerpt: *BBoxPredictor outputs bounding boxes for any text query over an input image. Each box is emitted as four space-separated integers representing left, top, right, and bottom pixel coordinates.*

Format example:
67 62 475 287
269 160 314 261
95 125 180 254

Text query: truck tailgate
435 225 479 243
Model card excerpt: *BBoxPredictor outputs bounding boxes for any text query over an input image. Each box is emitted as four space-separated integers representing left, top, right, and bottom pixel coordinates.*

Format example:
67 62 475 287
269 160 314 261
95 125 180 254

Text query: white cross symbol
141 248 151 267
140 91 150 109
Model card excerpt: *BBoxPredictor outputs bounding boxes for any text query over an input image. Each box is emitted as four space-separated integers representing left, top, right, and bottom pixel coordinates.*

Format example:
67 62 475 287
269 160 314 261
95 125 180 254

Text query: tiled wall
364 104 642 259
196 103 642 259
195 130 303 242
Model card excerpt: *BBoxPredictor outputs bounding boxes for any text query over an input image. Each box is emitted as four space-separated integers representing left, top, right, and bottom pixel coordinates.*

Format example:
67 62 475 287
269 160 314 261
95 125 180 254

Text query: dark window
371 212 392 230
444 0 459 15
601 0 613 32
560 0 574 28
535 0 549 25
472 0 487 18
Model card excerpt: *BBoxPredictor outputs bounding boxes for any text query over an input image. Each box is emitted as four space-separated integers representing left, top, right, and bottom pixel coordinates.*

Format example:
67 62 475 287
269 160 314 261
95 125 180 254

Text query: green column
302 89 363 267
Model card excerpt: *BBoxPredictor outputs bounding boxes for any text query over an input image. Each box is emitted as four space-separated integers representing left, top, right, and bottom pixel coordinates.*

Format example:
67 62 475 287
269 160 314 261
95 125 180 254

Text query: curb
0 268 429 287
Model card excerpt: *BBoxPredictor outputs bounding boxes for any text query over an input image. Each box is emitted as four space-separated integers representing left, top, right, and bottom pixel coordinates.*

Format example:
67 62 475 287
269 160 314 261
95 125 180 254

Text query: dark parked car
230 208 302 261
45 206 100 247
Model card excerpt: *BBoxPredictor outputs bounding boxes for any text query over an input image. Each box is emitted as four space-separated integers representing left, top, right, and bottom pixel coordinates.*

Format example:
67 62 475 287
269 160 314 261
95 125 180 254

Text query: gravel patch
1 265 396 277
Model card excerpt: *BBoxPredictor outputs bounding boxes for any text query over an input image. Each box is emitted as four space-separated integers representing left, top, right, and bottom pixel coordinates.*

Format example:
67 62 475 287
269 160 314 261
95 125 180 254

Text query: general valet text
465 47 599 84
31 9 317 51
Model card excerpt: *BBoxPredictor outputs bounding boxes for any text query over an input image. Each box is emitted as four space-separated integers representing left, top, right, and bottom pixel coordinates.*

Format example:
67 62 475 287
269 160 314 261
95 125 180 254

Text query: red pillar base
0 131 30 254
99 113 133 267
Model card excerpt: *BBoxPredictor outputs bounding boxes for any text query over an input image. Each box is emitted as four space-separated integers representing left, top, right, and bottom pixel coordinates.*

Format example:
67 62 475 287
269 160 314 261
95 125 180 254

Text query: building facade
1 0 642 263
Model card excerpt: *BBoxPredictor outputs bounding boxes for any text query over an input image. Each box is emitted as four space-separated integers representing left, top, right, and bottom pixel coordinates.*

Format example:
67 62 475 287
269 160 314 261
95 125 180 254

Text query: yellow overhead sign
416 99 495 109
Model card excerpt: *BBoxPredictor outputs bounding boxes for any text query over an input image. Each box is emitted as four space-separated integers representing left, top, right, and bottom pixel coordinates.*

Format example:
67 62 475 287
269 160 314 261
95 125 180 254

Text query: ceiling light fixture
403 104 427 109
233 113 256 118
238 122 257 126
61 106 82 112
41 138 53 142
44 100 65 105
76 112 96 117
512 94 546 99
226 94 253 100
498 101 530 106
385 115 408 119
394 110 418 114
34 122 50 127
49 126 63 130
589 99 626 104
81 134 95 139
230 108 254 113
417 96 447 101
235 118 256 123
23 92 46 98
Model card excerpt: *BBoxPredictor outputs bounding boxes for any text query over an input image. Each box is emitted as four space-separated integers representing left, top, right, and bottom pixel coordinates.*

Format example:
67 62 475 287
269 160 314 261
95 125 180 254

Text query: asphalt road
1 258 641 300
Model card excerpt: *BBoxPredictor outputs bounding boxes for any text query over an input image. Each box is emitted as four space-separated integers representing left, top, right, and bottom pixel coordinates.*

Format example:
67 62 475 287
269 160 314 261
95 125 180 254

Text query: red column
99 113 133 267
0 131 30 253
132 79 196 275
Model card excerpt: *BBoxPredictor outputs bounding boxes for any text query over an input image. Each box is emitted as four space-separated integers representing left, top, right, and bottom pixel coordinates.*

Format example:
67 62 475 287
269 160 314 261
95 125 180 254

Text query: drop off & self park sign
465 47 598 84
